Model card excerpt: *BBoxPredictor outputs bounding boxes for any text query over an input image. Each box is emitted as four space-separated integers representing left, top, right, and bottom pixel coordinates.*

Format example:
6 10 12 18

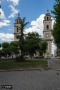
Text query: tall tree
52 22 60 47
15 17 29 61
2 42 19 58
40 41 48 57
9 41 19 58
51 0 60 47
2 42 10 58
0 43 1 58
25 32 41 59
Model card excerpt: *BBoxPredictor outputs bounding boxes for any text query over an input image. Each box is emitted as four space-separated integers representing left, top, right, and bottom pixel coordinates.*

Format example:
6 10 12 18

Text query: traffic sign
46 51 49 54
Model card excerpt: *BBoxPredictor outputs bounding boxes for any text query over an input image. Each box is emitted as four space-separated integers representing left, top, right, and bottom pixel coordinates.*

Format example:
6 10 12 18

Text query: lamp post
46 51 49 68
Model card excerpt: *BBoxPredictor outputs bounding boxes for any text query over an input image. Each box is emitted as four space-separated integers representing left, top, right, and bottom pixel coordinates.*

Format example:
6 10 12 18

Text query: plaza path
49 58 60 70
0 59 60 90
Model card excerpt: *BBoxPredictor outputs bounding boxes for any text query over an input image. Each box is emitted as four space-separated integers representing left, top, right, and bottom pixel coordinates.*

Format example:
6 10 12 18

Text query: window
47 25 49 30
47 17 48 20
17 28 18 32
17 20 18 23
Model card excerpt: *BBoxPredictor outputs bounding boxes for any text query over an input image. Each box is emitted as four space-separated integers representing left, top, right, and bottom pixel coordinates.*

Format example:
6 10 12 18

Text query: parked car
57 56 60 59
34 56 44 59
45 56 50 59
34 56 39 59
51 56 55 59
1 56 5 58
9 56 16 58
24 56 29 58
9 56 12 58
39 56 44 59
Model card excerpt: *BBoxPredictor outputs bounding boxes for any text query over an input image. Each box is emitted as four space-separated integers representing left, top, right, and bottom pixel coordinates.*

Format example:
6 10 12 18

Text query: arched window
47 17 48 20
17 20 18 23
17 28 18 32
47 25 49 30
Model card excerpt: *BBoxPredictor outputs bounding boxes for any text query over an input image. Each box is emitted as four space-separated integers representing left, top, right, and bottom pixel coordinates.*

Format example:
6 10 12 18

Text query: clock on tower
46 34 49 38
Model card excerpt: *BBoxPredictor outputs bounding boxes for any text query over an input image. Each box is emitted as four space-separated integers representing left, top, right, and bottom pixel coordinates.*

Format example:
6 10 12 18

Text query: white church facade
14 9 53 57
42 9 53 57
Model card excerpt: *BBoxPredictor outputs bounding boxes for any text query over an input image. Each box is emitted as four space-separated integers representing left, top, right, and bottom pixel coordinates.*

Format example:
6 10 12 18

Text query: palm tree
15 17 29 61
0 43 1 58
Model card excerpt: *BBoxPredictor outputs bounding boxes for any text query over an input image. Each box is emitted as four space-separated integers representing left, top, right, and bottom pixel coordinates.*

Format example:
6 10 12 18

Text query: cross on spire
47 8 49 13
18 13 20 17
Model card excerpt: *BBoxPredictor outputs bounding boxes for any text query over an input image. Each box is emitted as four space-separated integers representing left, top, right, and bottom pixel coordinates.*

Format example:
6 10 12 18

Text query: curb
0 67 51 72
0 68 42 72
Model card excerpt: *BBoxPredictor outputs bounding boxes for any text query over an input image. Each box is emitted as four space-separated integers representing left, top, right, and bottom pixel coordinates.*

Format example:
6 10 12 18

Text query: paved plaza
0 59 60 90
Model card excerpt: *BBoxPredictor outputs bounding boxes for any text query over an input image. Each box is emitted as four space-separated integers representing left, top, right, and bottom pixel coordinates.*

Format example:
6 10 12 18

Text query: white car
9 56 12 58
9 56 16 58
45 56 50 59
1 56 5 58
57 56 60 59
51 57 55 58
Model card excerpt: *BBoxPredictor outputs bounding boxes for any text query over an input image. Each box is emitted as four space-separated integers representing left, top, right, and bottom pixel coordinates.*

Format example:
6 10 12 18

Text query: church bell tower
14 13 21 41
43 9 53 57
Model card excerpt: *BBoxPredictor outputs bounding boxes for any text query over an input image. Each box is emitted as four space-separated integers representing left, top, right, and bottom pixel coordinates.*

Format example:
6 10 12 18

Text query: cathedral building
14 9 53 57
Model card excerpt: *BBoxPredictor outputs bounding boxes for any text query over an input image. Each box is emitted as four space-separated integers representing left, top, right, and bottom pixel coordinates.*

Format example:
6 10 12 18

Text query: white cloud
52 43 57 54
8 5 19 18
0 9 6 19
8 29 11 31
0 9 11 27
0 1 1 3
25 14 45 38
0 33 14 42
52 19 55 29
0 20 10 27
10 0 19 6
7 0 20 6
3 20 10 23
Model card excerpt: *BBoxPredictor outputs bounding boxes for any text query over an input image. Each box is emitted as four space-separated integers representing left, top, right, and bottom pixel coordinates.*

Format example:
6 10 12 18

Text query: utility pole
46 51 50 68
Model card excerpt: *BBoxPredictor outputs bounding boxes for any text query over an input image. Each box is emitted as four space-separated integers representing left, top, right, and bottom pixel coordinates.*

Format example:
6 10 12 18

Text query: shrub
15 55 25 62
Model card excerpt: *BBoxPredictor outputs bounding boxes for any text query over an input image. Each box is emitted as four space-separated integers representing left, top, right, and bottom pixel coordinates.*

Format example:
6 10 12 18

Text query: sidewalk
49 58 60 70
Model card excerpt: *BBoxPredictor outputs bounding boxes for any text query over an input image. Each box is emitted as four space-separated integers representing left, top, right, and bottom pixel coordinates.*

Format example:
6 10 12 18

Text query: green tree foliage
9 41 19 57
51 0 60 47
51 0 60 22
2 42 10 57
2 42 19 58
25 32 41 59
40 41 48 56
0 12 1 15
0 43 1 58
0 43 1 47
52 22 60 47
0 5 1 8
2 42 9 48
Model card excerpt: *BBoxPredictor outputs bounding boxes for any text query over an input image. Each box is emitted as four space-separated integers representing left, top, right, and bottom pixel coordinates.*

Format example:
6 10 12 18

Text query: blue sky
0 0 56 54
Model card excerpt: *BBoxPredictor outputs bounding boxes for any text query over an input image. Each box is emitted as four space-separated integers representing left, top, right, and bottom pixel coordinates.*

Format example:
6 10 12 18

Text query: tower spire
46 8 50 16
18 12 20 17
47 8 49 13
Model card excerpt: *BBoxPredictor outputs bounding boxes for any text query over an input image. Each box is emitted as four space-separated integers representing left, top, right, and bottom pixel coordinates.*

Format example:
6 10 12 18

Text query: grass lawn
0 59 48 70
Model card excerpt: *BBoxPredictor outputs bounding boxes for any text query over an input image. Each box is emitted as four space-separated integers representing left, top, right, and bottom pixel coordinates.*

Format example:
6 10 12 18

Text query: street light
46 51 50 68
